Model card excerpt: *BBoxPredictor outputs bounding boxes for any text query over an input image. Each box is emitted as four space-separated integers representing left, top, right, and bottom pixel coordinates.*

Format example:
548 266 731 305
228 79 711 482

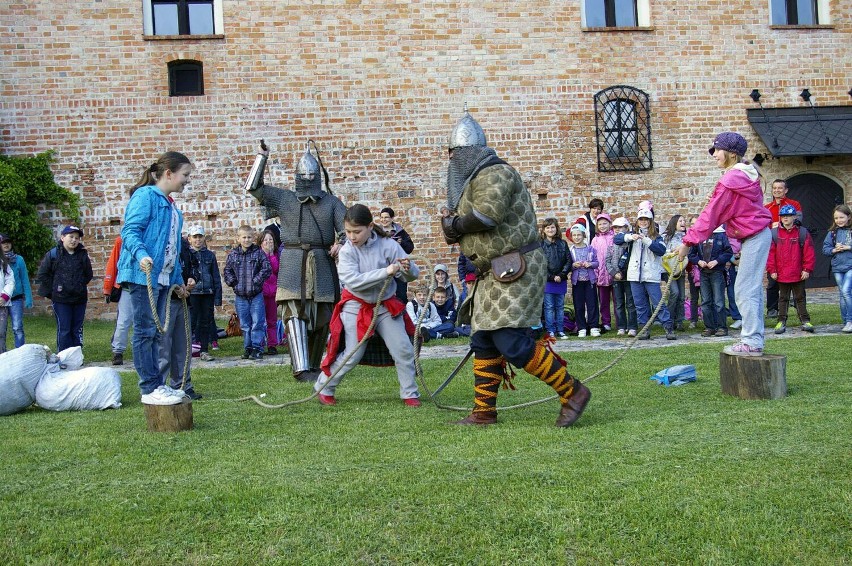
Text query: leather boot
523 339 590 427
453 356 503 425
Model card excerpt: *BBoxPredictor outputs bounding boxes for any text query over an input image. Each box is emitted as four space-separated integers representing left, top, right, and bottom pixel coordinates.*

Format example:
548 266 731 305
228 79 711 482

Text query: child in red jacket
767 204 815 334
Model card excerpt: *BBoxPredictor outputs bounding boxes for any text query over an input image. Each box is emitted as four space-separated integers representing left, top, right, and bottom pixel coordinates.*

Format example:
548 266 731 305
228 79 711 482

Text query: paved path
101 288 845 370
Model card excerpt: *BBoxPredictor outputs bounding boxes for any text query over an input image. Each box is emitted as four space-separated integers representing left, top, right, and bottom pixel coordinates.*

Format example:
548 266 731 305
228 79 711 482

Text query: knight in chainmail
441 109 592 427
244 141 347 382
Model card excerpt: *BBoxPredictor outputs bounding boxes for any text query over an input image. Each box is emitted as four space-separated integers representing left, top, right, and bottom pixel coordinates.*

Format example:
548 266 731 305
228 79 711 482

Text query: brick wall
1 1 850 317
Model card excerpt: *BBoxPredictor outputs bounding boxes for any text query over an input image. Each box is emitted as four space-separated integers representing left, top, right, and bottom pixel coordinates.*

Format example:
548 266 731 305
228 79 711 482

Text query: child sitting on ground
406 285 442 341
767 204 815 334
223 225 272 360
432 286 470 337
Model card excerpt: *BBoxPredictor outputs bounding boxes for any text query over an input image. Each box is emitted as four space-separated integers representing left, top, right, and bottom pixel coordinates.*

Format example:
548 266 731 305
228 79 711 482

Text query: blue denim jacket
117 186 183 287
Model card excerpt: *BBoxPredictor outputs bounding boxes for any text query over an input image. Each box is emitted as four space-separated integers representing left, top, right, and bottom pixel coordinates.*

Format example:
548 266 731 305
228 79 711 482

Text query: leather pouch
491 251 526 283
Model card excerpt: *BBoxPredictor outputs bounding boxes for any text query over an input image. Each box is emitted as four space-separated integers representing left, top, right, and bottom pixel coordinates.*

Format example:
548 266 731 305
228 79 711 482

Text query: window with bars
168 60 204 96
594 86 652 172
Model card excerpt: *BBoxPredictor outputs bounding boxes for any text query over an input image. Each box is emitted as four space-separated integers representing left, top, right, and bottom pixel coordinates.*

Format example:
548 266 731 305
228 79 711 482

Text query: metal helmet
296 147 319 181
449 107 486 150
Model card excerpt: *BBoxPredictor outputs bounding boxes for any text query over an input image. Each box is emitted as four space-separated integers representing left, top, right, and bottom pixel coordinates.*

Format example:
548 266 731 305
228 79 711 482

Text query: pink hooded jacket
684 163 771 247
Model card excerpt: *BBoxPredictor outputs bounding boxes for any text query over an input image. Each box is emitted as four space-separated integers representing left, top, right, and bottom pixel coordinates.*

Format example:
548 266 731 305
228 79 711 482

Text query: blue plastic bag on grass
649 365 696 387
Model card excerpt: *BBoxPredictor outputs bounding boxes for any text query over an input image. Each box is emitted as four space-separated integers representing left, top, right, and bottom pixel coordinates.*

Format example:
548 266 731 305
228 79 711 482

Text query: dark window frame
152 0 214 36
594 86 653 172
168 60 204 97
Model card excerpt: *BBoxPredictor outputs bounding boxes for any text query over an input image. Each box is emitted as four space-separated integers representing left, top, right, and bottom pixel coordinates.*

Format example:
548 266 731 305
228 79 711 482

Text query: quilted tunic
455 163 545 332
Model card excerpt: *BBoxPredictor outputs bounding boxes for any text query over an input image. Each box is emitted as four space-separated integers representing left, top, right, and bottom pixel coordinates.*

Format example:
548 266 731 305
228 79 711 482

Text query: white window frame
581 0 650 28
142 0 224 36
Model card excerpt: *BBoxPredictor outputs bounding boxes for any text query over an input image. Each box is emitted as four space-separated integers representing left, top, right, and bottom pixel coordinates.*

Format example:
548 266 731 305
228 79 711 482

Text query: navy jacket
688 232 733 271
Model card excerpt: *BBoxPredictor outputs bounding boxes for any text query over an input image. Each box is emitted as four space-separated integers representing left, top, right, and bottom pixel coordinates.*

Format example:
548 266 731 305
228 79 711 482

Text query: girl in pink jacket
590 213 615 331
676 132 772 356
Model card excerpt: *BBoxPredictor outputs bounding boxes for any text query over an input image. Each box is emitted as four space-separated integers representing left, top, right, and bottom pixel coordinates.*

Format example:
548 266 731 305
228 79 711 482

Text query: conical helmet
448 108 486 150
296 147 319 181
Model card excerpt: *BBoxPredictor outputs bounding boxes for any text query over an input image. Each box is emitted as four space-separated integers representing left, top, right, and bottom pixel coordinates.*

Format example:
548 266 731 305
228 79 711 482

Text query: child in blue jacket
688 226 733 336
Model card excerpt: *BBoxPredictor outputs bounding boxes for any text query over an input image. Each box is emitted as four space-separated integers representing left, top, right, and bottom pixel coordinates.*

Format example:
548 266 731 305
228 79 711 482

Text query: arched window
168 60 204 96
594 86 652 172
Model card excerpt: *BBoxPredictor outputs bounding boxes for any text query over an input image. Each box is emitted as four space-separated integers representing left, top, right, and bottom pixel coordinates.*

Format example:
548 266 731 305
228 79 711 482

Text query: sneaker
666 328 677 340
318 393 337 406
702 329 715 337
774 322 786 335
767 309 779 318
141 386 183 406
557 332 568 340
688 322 697 329
801 322 814 333
185 389 203 401
616 329 625 336
715 328 728 337
603 325 612 331
419 327 431 344
211 341 220 351
577 329 587 338
403 398 422 407
638 330 651 340
112 352 124 366
242 348 252 359
162 385 188 398
445 331 460 339
267 346 278 355
627 329 637 337
843 321 852 334
723 342 763 357
199 352 214 361
548 332 556 339
250 349 263 360
730 320 743 329
590 328 601 337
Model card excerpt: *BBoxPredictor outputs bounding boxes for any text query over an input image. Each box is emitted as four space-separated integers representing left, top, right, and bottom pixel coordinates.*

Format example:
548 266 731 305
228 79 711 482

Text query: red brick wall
1 1 850 316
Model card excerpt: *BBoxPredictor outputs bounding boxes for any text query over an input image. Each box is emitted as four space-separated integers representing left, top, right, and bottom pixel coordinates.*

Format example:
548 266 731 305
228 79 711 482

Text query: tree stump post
143 397 193 432
719 353 787 400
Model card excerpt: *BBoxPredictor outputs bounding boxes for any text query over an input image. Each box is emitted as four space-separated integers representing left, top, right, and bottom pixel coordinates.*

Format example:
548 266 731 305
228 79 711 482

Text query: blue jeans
613 280 637 331
158 297 196 394
128 283 170 395
666 275 686 328
8 298 25 348
543 292 566 334
736 228 771 349
236 293 266 350
700 270 727 331
834 269 852 323
53 301 87 351
630 281 672 330
428 321 457 339
726 267 741 321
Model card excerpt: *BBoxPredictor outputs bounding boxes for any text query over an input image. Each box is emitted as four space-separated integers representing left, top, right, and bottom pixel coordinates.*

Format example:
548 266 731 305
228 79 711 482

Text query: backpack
771 225 808 249
226 311 242 337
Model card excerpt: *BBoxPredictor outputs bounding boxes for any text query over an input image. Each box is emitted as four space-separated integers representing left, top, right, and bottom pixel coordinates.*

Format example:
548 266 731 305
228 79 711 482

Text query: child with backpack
406 285 442 341
688 226 733 337
823 204 852 333
767 204 815 334
605 217 637 336
36 225 93 352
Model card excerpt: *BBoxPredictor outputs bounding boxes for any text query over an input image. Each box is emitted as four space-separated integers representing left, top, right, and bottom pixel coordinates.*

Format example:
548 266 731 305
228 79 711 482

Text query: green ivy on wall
0 151 81 272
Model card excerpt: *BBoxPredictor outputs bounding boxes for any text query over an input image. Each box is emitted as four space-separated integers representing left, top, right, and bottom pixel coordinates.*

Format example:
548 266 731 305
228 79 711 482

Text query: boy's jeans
235 293 266 350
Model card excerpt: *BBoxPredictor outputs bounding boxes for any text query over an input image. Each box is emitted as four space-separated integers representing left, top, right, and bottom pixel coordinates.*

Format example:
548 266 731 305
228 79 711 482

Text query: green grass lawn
1 313 849 564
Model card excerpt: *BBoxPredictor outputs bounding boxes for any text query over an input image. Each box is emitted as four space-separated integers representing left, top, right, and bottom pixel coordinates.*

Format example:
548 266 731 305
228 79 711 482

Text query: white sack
0 344 51 416
55 346 84 371
35 367 122 411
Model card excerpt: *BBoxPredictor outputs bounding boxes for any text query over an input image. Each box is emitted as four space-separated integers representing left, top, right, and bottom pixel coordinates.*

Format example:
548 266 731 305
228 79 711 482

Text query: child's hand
398 258 410 271
801 271 810 281
140 257 153 273
554 275 561 283
386 262 401 276
770 273 778 280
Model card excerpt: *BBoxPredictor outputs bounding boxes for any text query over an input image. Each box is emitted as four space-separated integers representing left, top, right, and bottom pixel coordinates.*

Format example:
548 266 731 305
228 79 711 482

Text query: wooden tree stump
143 397 193 432
719 352 787 400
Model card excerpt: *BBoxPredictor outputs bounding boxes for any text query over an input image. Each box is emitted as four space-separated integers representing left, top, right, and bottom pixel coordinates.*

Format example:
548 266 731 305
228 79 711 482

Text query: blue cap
779 204 797 216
